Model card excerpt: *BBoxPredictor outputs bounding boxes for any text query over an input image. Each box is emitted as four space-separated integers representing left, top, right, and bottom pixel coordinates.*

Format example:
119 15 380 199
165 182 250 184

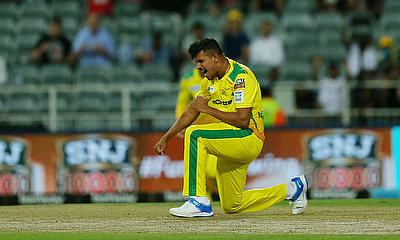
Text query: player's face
194 50 216 80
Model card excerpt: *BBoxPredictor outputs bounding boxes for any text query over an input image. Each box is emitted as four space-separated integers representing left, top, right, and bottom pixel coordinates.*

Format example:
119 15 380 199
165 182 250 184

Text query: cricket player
154 38 307 217
176 68 219 197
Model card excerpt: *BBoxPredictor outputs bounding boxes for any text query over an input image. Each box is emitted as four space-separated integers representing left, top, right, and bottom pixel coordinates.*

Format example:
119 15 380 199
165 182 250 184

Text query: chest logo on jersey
207 86 215 93
234 78 245 89
212 99 232 105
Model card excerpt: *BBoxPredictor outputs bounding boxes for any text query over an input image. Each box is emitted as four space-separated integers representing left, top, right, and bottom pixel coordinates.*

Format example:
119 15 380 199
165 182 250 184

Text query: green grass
0 233 400 240
0 199 399 239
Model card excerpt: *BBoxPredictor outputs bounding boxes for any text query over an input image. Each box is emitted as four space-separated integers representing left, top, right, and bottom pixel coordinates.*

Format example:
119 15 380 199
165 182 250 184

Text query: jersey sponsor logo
212 99 232 105
207 86 215 93
234 90 244 103
234 78 245 89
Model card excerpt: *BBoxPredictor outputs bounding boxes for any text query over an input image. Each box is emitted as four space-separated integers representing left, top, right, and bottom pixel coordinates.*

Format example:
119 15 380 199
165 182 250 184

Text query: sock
286 181 296 200
191 196 210 205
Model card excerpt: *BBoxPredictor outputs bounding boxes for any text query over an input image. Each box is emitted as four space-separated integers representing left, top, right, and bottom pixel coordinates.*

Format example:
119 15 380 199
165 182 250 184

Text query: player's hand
193 96 210 113
153 137 167 155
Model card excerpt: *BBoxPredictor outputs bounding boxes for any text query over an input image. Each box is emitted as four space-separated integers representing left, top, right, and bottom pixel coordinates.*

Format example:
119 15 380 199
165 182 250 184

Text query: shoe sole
169 210 214 218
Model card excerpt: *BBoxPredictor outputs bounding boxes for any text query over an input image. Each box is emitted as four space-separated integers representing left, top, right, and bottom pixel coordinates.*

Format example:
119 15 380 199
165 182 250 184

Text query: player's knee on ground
221 200 241 214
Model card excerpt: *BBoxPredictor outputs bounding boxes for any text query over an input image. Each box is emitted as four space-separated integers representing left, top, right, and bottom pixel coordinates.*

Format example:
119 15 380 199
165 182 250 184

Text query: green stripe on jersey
229 63 246 82
188 128 253 196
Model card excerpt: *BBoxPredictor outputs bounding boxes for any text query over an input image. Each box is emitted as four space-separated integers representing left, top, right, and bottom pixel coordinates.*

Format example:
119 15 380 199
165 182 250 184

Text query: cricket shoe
289 175 308 215
169 198 214 218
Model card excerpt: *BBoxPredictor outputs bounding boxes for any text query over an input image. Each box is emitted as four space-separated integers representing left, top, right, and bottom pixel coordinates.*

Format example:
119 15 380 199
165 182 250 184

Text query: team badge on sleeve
234 90 244 103
234 78 245 89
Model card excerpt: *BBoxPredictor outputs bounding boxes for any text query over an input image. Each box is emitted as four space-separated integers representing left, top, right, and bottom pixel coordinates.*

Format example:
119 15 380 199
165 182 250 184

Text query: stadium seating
42 64 73 85
10 65 42 85
0 0 398 131
77 66 112 84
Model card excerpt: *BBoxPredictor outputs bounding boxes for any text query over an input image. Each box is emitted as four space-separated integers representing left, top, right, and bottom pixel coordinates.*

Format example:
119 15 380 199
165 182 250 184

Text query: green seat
0 19 16 36
244 12 278 36
152 113 175 130
62 17 79 38
281 62 310 81
42 64 72 84
10 65 42 85
52 1 81 19
21 2 51 19
115 2 141 17
57 92 76 112
77 92 109 112
74 117 106 132
0 35 17 65
7 93 39 112
17 33 40 64
19 18 47 34
320 46 346 62
316 13 342 31
142 63 173 82
282 14 314 31
109 92 122 111
0 3 16 19
285 0 313 14
118 17 143 35
112 65 142 83
77 66 112 84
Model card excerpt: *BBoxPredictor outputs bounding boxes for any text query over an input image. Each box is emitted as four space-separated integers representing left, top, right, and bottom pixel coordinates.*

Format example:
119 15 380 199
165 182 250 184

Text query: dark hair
191 21 204 30
51 15 62 25
188 38 223 59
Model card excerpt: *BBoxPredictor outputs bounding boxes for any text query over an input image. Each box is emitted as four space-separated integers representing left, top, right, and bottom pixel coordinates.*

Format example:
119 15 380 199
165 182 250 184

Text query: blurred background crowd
0 0 399 132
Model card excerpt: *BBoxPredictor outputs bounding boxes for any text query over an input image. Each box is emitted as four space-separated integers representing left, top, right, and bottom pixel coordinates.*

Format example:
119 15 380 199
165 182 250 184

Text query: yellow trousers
183 122 286 213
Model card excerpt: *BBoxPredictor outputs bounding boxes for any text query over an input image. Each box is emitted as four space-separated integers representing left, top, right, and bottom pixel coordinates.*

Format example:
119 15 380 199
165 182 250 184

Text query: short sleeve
196 78 211 98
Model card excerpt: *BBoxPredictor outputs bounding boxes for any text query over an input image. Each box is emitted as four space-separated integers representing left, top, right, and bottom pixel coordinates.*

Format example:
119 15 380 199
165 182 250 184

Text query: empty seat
285 0 313 14
281 62 310 81
52 1 80 19
17 33 41 64
42 64 72 84
10 65 42 85
244 12 278 36
62 17 79 38
0 3 16 19
77 66 112 84
112 65 142 83
57 92 76 112
7 93 39 112
74 117 106 132
0 35 17 65
142 63 173 82
21 2 51 19
118 17 143 34
0 19 15 36
109 92 122 111
316 13 343 31
282 14 314 31
152 113 175 130
320 46 346 62
115 2 140 17
77 91 109 111
19 18 47 34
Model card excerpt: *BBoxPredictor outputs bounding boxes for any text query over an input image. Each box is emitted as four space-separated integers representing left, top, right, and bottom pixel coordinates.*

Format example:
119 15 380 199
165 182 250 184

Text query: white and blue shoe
169 198 214 218
289 175 308 215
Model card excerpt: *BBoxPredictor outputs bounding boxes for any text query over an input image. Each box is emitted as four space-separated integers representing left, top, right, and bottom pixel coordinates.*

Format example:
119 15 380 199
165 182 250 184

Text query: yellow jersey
176 68 219 125
198 58 265 141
